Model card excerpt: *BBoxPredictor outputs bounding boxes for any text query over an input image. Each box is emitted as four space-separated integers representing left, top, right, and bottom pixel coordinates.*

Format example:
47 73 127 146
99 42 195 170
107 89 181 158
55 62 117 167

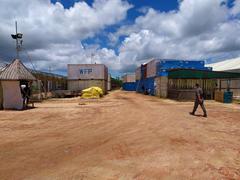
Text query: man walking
190 83 207 117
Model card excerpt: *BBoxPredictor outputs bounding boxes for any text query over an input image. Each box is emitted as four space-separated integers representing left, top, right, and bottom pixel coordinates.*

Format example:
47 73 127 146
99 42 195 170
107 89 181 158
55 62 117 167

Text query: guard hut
0 64 5 109
0 59 36 110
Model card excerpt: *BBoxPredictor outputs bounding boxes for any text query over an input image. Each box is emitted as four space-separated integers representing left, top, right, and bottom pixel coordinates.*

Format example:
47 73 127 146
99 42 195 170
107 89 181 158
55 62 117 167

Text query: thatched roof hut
0 59 36 81
0 59 36 110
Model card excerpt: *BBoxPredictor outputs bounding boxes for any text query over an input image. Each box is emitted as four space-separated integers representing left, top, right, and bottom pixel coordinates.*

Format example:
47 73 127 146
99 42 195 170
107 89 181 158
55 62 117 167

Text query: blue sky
52 0 179 11
1 0 240 77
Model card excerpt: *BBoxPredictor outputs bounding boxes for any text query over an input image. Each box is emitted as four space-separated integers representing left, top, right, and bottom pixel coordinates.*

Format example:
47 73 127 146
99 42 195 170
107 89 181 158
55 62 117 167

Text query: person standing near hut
20 83 31 108
20 84 27 108
190 83 207 117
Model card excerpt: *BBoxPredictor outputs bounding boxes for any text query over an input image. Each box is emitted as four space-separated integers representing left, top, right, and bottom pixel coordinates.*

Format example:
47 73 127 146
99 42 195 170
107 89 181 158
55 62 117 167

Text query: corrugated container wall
135 59 212 96
135 67 141 80
146 59 157 78
68 64 108 80
122 82 136 91
68 80 107 93
122 74 136 83
68 64 108 94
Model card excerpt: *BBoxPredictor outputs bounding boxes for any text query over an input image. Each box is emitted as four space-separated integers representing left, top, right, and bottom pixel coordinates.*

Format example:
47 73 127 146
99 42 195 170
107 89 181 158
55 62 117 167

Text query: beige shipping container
135 67 141 80
215 90 224 102
68 64 108 80
107 74 111 91
68 80 108 94
146 59 158 78
154 76 168 98
122 74 136 83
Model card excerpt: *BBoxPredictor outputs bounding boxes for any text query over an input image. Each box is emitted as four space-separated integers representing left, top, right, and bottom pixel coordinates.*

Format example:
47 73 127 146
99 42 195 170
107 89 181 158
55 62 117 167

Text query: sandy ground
0 90 239 180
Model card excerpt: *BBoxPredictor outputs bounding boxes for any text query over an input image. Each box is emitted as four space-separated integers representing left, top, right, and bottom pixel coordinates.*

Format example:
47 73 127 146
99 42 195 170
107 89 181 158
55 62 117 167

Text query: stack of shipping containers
68 64 108 94
136 59 212 97
122 74 136 91
156 60 212 98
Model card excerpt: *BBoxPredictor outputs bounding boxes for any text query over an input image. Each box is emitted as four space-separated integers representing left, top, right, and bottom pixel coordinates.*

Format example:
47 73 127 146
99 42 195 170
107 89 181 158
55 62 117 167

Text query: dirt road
0 90 239 179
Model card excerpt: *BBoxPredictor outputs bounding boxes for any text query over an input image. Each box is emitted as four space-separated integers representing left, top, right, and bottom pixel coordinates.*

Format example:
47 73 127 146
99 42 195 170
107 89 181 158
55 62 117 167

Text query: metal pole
15 21 19 59
91 53 93 64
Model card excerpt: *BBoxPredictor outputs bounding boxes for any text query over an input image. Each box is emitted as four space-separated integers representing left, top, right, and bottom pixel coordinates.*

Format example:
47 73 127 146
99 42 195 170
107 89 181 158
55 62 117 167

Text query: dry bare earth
0 90 239 180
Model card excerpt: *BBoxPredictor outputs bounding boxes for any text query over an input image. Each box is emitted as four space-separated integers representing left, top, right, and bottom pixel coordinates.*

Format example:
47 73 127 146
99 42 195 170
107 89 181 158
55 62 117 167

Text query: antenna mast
11 21 23 59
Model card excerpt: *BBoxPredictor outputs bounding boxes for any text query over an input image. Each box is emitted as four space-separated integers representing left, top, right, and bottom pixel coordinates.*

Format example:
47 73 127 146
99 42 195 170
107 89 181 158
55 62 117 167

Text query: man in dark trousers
190 83 207 117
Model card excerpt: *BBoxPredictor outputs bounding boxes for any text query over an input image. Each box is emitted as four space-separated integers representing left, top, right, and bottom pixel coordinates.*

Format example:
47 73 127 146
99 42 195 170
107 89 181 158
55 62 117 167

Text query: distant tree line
111 77 122 90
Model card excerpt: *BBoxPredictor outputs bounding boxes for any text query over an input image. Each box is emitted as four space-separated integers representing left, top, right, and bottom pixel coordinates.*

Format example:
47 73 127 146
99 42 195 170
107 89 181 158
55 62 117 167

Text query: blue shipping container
122 82 136 91
136 80 143 93
158 60 205 68
155 60 212 77
135 77 155 95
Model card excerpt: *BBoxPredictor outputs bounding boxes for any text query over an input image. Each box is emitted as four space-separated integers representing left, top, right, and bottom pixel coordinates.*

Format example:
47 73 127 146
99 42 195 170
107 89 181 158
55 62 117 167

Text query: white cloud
0 0 131 72
0 0 131 42
231 0 240 15
1 0 240 75
115 0 240 71
27 42 120 72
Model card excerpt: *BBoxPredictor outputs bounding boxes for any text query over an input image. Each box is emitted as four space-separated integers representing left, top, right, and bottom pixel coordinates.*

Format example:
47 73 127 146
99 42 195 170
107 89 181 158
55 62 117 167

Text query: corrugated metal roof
0 63 6 72
0 59 36 80
207 57 240 71
30 69 66 78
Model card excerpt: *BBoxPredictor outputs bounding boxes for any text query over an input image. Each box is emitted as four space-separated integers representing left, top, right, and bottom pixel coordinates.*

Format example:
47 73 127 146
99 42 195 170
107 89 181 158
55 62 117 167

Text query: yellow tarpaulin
81 86 103 99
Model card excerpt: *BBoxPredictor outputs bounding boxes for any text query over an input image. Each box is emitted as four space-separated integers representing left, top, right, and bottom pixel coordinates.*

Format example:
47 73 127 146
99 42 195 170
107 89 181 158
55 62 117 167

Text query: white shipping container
146 59 158 78
135 67 141 80
68 64 108 80
122 74 136 83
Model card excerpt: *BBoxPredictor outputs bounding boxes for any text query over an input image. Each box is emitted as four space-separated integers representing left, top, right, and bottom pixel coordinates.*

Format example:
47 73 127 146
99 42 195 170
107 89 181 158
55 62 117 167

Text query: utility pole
15 21 18 58
11 21 23 59
91 53 94 64
48 66 52 73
